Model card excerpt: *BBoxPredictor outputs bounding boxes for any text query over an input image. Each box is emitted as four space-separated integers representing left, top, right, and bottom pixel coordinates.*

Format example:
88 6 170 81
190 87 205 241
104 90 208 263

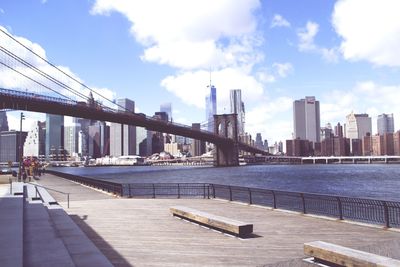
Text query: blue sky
1 0 400 144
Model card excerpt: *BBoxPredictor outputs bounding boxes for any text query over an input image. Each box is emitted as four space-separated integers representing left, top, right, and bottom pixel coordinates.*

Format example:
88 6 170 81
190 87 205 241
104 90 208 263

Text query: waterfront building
110 98 136 156
320 123 333 141
321 136 350 156
78 130 87 156
64 123 81 158
382 133 394 155
160 103 172 122
371 135 384 156
362 134 372 156
377 113 394 135
255 133 264 150
293 96 320 145
0 130 27 162
205 85 217 132
164 143 181 157
88 121 109 159
230 89 245 137
0 111 8 132
334 122 343 138
394 131 400 156
136 127 147 157
23 121 46 159
286 139 312 156
263 140 268 150
45 114 64 160
146 112 168 155
190 123 205 157
73 117 91 156
346 112 372 153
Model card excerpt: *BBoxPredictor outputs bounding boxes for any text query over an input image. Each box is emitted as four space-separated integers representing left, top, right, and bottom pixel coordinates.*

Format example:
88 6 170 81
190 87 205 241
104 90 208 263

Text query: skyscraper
110 98 136 156
88 121 109 158
377 113 394 135
0 111 8 131
205 85 217 132
255 133 264 150
230 89 245 136
64 123 81 157
45 114 64 160
293 96 320 144
160 103 172 122
345 112 372 140
0 131 27 162
24 121 46 159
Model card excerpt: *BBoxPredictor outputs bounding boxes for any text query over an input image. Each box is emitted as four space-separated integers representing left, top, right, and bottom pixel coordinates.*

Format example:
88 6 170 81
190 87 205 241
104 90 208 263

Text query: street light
18 112 25 181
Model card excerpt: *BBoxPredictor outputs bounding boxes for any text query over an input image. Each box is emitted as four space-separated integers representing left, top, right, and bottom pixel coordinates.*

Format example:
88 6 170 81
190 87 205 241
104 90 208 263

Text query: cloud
91 0 262 70
161 68 264 111
297 21 339 63
245 97 293 142
0 8 4 14
272 62 293 78
332 0 400 67
270 14 290 28
321 81 400 134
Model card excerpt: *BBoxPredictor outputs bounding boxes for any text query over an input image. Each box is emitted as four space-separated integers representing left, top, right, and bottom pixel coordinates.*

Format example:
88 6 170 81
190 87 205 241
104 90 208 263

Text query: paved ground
37 174 400 267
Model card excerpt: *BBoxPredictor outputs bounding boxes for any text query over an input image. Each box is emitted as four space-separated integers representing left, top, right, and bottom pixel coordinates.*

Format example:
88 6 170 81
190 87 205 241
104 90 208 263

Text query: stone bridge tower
213 114 239 166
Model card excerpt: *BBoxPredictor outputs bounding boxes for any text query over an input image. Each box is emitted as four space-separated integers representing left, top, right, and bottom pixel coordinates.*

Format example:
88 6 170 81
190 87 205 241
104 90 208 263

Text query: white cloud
332 0 400 67
0 8 4 14
272 62 293 78
246 97 293 142
161 68 264 111
91 0 262 70
321 81 400 134
270 14 290 28
297 21 339 63
298 21 319 51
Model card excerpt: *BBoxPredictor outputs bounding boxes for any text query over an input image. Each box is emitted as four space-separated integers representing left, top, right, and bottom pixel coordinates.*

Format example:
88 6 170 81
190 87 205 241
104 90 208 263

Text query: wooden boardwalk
38 174 400 267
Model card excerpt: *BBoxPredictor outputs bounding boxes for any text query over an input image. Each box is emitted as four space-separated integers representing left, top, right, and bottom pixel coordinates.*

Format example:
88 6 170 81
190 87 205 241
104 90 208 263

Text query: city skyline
1 0 400 144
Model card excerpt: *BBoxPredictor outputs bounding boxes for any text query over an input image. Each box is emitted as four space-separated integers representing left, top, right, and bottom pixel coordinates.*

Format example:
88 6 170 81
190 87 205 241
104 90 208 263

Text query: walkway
38 174 400 267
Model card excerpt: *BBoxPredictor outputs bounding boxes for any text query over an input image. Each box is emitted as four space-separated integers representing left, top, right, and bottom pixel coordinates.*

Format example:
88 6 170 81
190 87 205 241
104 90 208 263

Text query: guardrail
45 170 123 196
26 182 70 208
43 171 400 228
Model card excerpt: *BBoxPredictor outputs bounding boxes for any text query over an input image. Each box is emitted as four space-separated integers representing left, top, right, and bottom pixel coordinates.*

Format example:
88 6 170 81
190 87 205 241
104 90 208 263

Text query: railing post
207 185 210 199
67 193 70 209
229 186 232 201
248 188 252 205
383 201 390 228
9 178 12 195
272 190 277 209
152 184 155 198
203 184 206 199
178 184 180 199
301 193 306 214
129 184 132 198
212 184 216 198
337 197 343 220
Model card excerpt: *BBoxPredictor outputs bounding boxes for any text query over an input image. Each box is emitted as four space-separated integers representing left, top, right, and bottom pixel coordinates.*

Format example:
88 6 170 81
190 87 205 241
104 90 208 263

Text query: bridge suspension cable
0 27 130 113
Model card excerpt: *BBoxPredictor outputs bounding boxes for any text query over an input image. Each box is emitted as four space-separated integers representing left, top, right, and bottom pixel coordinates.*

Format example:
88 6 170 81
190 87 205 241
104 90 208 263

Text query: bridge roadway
0 88 267 156
36 174 400 267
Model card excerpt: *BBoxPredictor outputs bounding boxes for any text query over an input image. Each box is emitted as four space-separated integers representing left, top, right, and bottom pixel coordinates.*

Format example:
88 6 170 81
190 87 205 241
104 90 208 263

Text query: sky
1 0 400 145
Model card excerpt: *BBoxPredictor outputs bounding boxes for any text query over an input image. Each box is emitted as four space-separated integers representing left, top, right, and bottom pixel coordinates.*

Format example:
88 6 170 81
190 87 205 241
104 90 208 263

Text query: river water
52 164 400 201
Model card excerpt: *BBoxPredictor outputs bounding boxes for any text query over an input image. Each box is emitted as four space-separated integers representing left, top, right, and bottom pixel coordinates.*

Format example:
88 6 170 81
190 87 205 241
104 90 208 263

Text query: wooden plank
170 205 253 237
304 241 400 267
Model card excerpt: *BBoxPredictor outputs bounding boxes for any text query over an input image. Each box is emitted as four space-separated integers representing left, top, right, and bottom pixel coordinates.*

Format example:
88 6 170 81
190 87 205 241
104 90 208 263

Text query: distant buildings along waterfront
377 113 394 135
293 96 320 144
205 85 216 132
110 98 136 157
24 121 46 159
0 111 8 131
45 114 64 160
230 89 245 137
0 130 27 162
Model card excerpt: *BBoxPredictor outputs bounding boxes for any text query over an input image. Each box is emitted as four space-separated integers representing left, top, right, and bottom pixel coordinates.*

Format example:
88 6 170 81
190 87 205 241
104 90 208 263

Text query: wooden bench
170 206 253 237
304 241 400 267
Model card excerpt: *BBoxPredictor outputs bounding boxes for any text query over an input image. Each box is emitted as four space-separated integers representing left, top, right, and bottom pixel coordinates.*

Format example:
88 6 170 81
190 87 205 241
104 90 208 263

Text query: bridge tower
213 114 239 166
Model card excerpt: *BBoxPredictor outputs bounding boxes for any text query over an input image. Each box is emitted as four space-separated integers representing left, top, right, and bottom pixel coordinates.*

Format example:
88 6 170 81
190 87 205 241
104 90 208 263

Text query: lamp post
18 112 25 181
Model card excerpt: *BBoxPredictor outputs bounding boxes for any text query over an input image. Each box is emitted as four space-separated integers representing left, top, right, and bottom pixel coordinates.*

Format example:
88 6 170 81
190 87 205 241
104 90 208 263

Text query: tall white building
230 89 245 136
110 98 136 156
23 121 46 159
345 111 372 140
293 96 320 143
205 85 217 132
377 113 394 134
45 114 64 160
64 123 81 157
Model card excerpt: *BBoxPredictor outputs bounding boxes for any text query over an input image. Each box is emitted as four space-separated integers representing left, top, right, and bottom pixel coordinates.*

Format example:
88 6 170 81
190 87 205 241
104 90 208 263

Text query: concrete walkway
37 174 400 267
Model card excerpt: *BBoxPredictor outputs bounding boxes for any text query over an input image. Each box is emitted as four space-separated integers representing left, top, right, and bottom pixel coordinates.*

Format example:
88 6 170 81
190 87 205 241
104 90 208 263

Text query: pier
27 173 400 266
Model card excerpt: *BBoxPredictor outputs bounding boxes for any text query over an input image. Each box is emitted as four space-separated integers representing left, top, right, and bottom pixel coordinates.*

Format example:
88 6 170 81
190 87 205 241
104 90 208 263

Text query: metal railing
46 170 123 196
210 184 400 228
26 182 70 208
127 183 210 199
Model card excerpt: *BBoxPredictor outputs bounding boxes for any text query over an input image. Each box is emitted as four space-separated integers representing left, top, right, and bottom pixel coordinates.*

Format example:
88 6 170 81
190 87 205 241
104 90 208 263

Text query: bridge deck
37 174 400 267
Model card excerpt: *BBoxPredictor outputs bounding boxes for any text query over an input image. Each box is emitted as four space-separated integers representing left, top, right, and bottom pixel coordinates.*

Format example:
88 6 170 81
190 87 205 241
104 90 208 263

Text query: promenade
35 173 400 267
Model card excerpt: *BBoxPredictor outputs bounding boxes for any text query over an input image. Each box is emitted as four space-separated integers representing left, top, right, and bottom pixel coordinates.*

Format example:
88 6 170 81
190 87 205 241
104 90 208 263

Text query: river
51 164 400 201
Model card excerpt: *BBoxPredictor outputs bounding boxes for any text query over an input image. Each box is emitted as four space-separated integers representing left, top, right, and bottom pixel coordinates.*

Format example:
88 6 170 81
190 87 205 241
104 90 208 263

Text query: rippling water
52 164 400 201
